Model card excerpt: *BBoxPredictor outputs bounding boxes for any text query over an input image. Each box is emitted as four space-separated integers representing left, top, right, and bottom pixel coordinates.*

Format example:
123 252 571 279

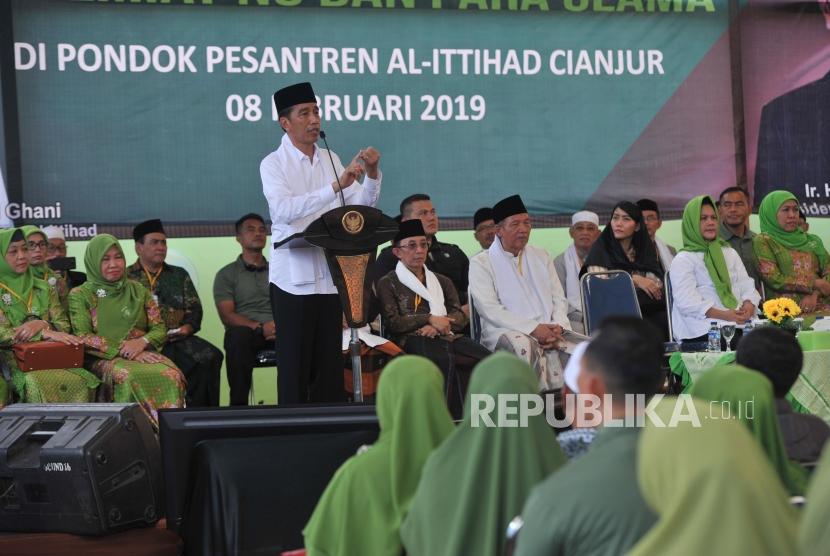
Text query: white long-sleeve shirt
261 133 381 295
469 246 571 351
669 246 760 340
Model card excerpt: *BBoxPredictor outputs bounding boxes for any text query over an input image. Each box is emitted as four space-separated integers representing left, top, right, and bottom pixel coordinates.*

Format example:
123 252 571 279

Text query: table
670 349 830 424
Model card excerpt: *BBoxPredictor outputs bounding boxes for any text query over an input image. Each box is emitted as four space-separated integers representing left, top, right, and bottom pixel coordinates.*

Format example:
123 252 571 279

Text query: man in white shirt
553 211 600 333
636 198 676 272
261 81 382 404
469 195 571 390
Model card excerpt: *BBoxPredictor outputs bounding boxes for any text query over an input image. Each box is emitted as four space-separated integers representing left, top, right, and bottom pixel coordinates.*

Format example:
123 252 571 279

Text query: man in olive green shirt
515 317 663 556
718 186 763 293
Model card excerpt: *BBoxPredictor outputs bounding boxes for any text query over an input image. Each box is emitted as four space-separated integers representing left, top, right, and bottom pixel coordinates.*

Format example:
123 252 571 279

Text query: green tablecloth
670 348 830 424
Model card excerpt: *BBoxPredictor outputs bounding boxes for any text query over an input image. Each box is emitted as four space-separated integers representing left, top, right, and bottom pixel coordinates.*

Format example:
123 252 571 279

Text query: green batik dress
0 285 99 407
68 283 185 427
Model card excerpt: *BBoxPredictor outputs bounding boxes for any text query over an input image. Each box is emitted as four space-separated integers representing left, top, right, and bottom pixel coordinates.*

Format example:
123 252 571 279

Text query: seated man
472 207 496 252
372 193 470 307
213 214 276 406
736 326 830 464
717 186 763 293
469 194 571 391
553 211 600 333
637 198 676 272
42 224 87 289
128 219 223 407
515 317 663 556
377 219 490 417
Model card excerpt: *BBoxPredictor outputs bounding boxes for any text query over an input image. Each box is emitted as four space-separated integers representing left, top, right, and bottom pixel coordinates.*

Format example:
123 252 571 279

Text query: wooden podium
274 205 398 401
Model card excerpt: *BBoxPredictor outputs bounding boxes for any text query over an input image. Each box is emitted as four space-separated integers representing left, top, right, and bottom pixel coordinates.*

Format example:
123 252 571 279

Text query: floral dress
68 283 186 427
0 287 99 408
754 233 830 313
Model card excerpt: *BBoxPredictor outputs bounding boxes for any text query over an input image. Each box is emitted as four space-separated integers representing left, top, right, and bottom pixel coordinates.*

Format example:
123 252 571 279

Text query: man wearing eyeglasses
42 225 87 290
717 187 763 292
371 193 470 313
636 198 676 273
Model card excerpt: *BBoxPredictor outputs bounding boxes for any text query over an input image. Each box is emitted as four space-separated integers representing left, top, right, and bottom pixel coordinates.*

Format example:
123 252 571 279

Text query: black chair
580 270 642 335
503 515 524 556
249 349 278 405
469 294 483 344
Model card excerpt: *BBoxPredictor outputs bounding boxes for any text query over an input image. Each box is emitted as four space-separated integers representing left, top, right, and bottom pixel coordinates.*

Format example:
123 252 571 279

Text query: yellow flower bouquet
762 297 802 326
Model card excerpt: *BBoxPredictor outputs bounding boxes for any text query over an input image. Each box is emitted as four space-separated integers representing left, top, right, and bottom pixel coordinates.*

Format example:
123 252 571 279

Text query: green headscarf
81 234 145 343
303 356 454 556
679 195 738 309
758 190 829 272
400 352 566 556
629 396 798 556
800 444 830 554
0 228 50 325
689 364 808 495
20 225 51 280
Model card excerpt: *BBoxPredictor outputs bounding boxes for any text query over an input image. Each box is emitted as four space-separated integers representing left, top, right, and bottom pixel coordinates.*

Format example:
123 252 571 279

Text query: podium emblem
342 210 365 235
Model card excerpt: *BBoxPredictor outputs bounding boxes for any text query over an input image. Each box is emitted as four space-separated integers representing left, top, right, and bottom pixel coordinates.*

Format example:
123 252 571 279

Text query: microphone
319 130 346 207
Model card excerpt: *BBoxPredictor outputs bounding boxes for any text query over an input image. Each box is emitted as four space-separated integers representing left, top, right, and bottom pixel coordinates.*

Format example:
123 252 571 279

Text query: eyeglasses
27 241 48 249
398 241 429 251
47 244 67 254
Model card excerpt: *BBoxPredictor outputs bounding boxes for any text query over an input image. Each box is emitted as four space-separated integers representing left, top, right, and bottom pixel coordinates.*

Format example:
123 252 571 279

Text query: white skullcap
563 340 590 394
41 225 65 241
571 211 599 226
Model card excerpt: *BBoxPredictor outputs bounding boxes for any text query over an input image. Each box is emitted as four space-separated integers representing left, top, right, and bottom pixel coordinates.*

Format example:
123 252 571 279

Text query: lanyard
142 265 163 292
414 294 422 313
0 281 34 313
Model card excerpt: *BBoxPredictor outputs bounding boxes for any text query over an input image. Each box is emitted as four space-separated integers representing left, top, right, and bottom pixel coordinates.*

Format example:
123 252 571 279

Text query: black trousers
162 335 223 407
270 283 345 404
403 335 491 419
224 326 275 406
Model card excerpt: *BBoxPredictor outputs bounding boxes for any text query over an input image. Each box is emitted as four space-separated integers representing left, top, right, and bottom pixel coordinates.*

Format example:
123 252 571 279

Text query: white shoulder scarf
395 261 447 316
562 244 583 313
488 237 554 323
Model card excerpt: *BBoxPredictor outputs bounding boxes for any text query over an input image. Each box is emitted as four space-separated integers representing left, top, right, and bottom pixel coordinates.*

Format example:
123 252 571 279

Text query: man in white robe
553 211 600 333
469 195 571 390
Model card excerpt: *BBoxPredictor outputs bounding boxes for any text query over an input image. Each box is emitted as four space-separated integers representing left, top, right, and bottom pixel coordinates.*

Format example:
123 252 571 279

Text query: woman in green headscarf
754 190 830 313
689 364 808 495
800 444 830 553
629 396 798 556
20 225 69 308
400 352 566 556
303 355 454 556
68 234 185 427
669 195 760 346
0 228 99 407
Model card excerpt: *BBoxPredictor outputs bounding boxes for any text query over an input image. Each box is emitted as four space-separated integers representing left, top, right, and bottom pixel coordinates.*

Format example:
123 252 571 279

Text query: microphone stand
319 129 364 402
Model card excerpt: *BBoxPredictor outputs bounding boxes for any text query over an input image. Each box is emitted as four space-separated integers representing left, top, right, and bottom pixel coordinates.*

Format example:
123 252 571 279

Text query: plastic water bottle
743 319 754 335
707 322 721 352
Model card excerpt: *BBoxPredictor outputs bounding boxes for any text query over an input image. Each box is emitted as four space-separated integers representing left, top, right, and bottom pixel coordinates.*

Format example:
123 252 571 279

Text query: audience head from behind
569 211 600 257
493 194 531 256
635 198 662 240
473 207 496 250
577 316 664 420
400 193 438 239
717 186 752 233
392 219 429 275
133 219 168 271
42 225 67 260
235 213 268 255
736 326 804 399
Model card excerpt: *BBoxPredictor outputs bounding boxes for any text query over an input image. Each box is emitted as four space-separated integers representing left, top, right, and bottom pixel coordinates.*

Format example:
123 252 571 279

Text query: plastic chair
469 294 482 344
579 270 642 335
249 349 278 405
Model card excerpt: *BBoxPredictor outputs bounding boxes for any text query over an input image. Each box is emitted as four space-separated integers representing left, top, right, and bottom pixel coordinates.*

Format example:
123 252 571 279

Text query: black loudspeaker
0 403 162 535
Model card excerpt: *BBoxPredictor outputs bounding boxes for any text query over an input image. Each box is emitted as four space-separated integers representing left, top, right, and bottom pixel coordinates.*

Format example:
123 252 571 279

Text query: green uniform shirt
213 255 272 324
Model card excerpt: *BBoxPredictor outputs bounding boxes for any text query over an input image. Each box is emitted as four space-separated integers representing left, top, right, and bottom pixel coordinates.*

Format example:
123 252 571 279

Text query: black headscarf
580 201 663 278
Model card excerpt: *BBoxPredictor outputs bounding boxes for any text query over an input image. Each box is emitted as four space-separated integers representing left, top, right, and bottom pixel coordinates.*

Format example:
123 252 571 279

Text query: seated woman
581 201 668 339
377 219 490 416
400 353 566 556
303 356 454 556
21 225 69 308
68 234 185 427
0 228 99 407
754 190 830 314
670 195 760 348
